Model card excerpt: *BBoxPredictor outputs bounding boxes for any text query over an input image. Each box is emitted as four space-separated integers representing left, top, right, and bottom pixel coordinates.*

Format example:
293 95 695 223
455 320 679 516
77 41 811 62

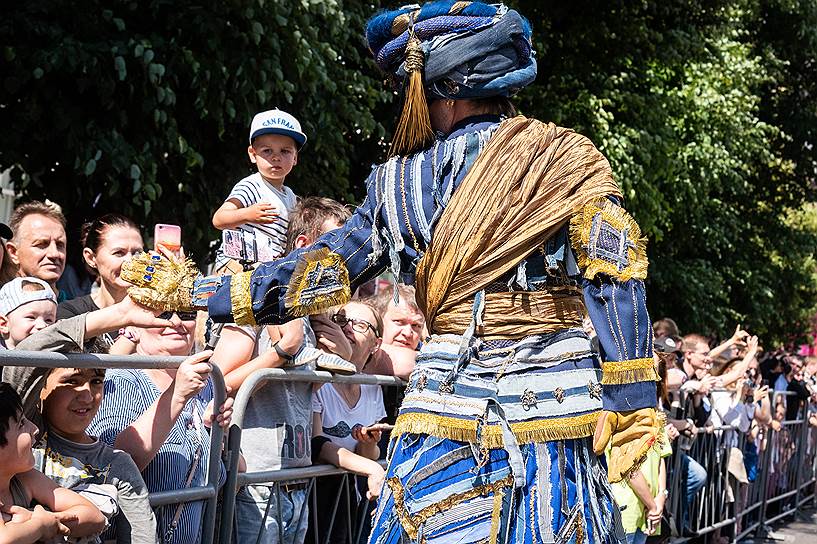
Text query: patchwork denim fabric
394 329 604 450
369 434 624 543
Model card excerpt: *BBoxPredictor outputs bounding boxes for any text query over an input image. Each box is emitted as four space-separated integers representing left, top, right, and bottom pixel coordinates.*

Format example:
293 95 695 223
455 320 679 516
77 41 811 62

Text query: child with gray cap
0 277 57 350
212 108 307 273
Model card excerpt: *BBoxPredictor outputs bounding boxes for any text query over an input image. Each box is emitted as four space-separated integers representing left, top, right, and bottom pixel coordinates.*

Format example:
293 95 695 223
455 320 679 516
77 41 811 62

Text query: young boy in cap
212 109 307 273
0 277 57 350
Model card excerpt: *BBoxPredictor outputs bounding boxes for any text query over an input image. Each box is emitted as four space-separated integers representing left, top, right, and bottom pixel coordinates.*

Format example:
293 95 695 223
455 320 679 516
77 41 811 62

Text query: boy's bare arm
0 505 70 544
18 469 106 537
213 199 278 229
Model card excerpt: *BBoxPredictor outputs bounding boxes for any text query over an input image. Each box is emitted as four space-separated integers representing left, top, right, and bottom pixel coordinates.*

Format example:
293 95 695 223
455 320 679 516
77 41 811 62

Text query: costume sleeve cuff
230 271 257 327
206 275 234 324
601 357 657 385
284 248 351 317
602 381 658 412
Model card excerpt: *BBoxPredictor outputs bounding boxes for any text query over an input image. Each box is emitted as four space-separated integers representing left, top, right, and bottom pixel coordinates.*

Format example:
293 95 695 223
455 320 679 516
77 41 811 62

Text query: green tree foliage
1 0 816 342
0 0 391 259
514 0 817 342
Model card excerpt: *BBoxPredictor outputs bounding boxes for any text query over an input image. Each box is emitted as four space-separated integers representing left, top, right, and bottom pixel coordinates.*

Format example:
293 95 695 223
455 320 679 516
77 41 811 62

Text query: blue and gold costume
123 2 659 542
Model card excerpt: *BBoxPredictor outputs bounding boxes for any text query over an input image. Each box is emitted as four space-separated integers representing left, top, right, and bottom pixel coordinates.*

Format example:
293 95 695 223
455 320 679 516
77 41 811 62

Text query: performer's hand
593 408 662 483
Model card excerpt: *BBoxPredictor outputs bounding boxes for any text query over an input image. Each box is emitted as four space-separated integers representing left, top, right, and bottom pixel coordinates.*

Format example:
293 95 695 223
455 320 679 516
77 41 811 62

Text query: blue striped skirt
368 330 624 543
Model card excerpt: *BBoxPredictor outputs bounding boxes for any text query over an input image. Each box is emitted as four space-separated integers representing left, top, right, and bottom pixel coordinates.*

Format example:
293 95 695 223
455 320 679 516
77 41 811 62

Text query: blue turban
365 1 537 99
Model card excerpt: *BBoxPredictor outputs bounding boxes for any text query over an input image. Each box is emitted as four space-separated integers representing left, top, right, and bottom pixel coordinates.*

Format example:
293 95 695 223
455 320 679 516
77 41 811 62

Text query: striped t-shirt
214 172 297 269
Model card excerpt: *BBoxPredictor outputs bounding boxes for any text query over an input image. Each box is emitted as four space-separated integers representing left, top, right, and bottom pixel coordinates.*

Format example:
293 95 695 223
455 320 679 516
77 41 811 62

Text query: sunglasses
158 311 198 322
331 313 379 336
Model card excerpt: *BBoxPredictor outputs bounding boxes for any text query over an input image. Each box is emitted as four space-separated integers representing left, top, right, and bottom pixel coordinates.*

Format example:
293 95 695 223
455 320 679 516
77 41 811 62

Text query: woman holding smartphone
57 214 144 348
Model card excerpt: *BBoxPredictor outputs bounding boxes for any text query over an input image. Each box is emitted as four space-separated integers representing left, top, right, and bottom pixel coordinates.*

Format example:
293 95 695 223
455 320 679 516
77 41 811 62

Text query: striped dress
89 368 220 544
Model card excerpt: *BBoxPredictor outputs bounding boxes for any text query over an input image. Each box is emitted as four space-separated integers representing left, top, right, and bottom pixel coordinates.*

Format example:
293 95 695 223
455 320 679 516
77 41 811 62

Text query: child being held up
211 109 306 274
0 382 105 543
0 277 57 350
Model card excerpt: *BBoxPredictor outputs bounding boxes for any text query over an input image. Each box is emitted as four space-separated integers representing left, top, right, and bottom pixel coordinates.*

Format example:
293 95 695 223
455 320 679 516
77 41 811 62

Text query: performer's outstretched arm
205 174 390 326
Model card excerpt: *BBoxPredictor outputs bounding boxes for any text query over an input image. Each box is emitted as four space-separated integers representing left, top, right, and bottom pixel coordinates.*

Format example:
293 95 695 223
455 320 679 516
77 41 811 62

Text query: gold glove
593 408 663 483
120 253 199 312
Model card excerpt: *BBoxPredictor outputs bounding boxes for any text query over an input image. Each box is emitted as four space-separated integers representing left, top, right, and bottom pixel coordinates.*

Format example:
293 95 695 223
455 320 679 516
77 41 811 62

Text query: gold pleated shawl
415 116 622 338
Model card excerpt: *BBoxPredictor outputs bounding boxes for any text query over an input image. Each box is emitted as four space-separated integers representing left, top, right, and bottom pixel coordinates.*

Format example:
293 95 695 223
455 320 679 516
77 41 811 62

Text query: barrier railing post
216 367 404 544
753 393 777 540
202 364 226 544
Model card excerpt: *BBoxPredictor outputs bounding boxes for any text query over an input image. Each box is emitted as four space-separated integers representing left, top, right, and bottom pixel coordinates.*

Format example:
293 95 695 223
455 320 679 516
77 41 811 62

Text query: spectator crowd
0 108 814 544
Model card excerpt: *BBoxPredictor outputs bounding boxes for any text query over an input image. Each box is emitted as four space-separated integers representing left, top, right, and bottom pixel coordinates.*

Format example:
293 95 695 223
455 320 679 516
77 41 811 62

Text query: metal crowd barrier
664 388 817 543
0 350 226 544
218 367 405 544
7 348 817 544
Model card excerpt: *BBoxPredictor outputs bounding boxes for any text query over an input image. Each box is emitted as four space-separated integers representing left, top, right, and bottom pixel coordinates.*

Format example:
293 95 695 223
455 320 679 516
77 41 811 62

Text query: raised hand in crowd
753 384 770 404
709 324 750 360
665 422 680 442
311 314 353 361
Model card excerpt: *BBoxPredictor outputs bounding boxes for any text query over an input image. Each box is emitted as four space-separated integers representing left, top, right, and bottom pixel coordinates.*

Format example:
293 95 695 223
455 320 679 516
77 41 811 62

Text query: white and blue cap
0 277 57 316
249 108 307 148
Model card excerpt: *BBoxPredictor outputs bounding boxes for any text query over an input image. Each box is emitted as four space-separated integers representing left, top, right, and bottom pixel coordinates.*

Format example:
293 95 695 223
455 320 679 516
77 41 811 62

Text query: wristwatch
273 341 295 364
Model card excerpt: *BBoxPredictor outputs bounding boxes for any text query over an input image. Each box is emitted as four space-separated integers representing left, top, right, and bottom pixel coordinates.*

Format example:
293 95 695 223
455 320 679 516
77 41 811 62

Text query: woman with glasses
88 310 232 544
311 301 386 544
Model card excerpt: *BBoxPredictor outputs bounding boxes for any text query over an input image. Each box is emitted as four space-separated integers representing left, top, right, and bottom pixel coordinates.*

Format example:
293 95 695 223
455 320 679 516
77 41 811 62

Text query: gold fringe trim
122 253 198 312
388 474 514 540
392 411 600 448
601 358 658 385
569 198 648 282
230 270 256 327
283 247 351 318
612 411 667 484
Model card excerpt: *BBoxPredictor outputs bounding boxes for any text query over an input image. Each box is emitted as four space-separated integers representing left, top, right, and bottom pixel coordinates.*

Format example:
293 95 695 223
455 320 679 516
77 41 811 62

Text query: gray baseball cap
0 277 57 315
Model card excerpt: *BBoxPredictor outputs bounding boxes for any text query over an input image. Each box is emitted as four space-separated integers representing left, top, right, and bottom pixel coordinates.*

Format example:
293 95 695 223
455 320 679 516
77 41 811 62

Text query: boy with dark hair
0 382 106 542
285 197 351 254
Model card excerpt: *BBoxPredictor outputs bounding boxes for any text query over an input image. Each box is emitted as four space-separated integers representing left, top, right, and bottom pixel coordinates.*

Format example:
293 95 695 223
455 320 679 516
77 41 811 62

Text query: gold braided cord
414 117 622 336
391 2 471 35
392 411 601 448
230 271 257 327
387 474 514 540
489 486 504 544
601 358 658 385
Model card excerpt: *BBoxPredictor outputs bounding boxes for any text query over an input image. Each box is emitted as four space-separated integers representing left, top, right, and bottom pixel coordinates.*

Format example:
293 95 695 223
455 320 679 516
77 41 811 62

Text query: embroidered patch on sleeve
569 198 648 282
283 247 352 317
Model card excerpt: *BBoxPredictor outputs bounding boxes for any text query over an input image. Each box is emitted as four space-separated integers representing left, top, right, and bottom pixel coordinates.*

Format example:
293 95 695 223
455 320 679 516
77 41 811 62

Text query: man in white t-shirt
212 109 304 273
